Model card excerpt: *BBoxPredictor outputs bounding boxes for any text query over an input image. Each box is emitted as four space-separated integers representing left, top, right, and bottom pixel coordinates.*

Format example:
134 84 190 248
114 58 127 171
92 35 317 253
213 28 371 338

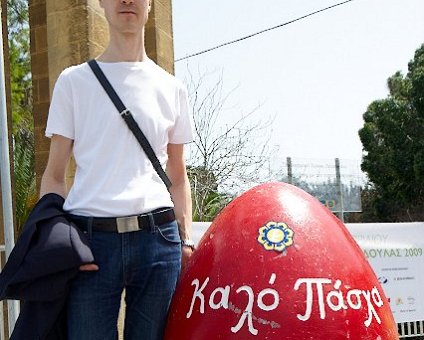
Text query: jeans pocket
157 220 181 244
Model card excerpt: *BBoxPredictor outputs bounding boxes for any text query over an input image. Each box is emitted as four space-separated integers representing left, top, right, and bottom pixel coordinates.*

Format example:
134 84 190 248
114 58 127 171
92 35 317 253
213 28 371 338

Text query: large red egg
165 183 398 339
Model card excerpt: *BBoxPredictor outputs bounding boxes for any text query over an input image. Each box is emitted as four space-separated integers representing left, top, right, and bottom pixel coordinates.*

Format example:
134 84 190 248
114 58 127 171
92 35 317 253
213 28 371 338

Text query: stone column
29 0 175 191
29 0 109 189
29 0 48 189
146 0 175 74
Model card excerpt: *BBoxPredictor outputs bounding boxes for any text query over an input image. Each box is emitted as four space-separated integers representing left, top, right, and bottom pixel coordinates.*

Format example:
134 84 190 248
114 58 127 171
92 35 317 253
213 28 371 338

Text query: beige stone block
35 150 49 179
31 73 40 102
67 7 89 42
88 8 108 52
89 41 107 58
31 50 49 77
45 13 57 46
145 0 174 73
33 102 50 127
155 31 174 74
152 0 173 36
29 2 47 28
87 0 104 14
48 40 83 87
30 51 48 80
35 174 43 191
47 6 88 47
30 0 47 6
37 77 51 103
34 126 51 153
146 12 156 28
67 157 77 175
47 0 85 12
34 25 48 52
30 27 37 54
145 28 158 57
65 158 76 188
83 41 92 61
156 0 172 12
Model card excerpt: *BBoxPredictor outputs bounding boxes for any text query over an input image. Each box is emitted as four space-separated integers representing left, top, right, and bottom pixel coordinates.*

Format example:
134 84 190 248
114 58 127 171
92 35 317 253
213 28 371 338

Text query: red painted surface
165 182 398 340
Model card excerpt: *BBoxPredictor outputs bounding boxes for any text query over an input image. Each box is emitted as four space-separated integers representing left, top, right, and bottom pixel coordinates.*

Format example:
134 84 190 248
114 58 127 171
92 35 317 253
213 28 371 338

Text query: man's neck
98 31 148 63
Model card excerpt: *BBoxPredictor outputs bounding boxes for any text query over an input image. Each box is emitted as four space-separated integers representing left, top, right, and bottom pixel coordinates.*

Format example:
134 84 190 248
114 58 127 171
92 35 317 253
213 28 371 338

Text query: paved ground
118 293 125 339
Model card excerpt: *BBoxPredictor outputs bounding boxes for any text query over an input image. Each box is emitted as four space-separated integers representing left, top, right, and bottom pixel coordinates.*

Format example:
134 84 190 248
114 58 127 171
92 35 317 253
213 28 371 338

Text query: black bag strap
87 59 172 190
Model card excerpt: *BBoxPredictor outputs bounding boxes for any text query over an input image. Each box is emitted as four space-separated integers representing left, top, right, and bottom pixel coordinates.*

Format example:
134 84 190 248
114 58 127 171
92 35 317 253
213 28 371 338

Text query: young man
40 0 194 338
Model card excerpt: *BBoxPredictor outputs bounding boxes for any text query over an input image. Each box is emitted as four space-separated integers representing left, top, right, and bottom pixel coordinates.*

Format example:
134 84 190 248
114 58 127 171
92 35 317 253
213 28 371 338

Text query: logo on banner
378 276 388 284
395 298 404 306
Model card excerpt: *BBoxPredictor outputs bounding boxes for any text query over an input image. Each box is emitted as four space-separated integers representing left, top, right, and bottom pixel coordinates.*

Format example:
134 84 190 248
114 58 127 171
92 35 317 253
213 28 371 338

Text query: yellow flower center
267 228 285 244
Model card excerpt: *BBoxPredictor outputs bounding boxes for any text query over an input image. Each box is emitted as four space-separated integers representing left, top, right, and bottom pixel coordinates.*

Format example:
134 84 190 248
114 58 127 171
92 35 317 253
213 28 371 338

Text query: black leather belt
68 208 175 233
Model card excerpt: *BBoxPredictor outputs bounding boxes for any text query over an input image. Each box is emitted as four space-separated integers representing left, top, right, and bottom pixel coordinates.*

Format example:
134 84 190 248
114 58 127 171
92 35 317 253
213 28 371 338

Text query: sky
172 0 424 168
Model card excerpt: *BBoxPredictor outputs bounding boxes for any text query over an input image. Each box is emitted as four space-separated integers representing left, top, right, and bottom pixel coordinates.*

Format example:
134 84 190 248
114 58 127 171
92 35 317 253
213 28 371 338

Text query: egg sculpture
165 182 398 340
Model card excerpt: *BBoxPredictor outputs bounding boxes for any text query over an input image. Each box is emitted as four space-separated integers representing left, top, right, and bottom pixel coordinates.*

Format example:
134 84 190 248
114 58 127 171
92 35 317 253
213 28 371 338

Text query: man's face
99 0 152 34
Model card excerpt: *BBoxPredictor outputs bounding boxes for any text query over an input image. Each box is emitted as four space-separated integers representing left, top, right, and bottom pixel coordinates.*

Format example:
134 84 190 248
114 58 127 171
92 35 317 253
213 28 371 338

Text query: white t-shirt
46 59 193 217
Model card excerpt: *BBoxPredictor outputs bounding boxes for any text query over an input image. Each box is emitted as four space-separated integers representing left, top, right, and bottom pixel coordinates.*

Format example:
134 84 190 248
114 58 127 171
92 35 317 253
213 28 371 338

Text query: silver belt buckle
116 216 139 233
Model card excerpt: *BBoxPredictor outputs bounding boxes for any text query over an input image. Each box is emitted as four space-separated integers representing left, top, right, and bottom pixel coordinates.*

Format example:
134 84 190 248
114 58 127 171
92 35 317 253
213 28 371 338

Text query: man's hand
79 264 99 271
167 143 194 274
181 246 194 273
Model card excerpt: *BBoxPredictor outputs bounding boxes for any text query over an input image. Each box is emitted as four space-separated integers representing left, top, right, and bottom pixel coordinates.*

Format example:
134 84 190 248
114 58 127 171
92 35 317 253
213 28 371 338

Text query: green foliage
7 0 36 230
359 185 391 222
359 44 424 221
188 166 232 222
192 189 231 222
13 129 37 231
8 0 32 132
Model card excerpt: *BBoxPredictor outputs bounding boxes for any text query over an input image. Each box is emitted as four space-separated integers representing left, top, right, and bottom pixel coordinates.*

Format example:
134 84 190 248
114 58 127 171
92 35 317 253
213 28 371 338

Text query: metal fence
399 321 424 338
269 157 365 222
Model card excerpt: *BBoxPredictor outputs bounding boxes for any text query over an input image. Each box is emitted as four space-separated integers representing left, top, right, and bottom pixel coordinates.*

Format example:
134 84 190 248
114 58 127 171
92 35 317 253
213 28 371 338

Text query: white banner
193 222 424 324
347 223 424 324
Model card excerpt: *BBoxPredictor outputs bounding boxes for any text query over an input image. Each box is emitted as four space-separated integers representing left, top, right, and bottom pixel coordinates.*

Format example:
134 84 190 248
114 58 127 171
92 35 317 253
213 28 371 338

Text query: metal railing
399 321 424 338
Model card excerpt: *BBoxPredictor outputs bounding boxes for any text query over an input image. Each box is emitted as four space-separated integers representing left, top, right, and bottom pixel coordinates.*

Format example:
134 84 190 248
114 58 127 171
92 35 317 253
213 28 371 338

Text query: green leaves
13 129 37 231
359 44 424 221
8 0 36 231
8 0 32 133
187 165 232 222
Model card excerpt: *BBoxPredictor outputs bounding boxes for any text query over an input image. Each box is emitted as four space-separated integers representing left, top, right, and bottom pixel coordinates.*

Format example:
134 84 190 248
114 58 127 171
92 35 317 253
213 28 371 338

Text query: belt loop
87 217 93 239
148 212 155 233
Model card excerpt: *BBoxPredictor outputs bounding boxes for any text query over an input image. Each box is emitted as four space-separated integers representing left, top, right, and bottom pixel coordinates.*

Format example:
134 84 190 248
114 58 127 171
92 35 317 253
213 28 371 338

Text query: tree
185 69 273 221
13 129 37 229
359 44 424 221
7 0 36 231
8 0 32 132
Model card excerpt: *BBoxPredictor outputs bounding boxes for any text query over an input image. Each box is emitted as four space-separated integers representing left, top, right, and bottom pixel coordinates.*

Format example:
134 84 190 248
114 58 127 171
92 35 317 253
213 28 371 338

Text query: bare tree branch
184 67 275 220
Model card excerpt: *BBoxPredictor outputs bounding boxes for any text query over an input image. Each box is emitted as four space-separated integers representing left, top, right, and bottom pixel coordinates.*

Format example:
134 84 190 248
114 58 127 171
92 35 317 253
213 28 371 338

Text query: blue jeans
67 219 181 340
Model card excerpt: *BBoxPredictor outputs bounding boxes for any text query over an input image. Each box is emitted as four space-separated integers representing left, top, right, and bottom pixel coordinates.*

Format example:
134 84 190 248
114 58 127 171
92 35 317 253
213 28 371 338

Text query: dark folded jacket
0 193 94 339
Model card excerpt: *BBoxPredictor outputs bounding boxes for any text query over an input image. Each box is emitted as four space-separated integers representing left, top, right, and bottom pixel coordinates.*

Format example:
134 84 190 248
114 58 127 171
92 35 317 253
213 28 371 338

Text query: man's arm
166 143 193 265
39 134 73 198
167 143 192 240
40 134 99 271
